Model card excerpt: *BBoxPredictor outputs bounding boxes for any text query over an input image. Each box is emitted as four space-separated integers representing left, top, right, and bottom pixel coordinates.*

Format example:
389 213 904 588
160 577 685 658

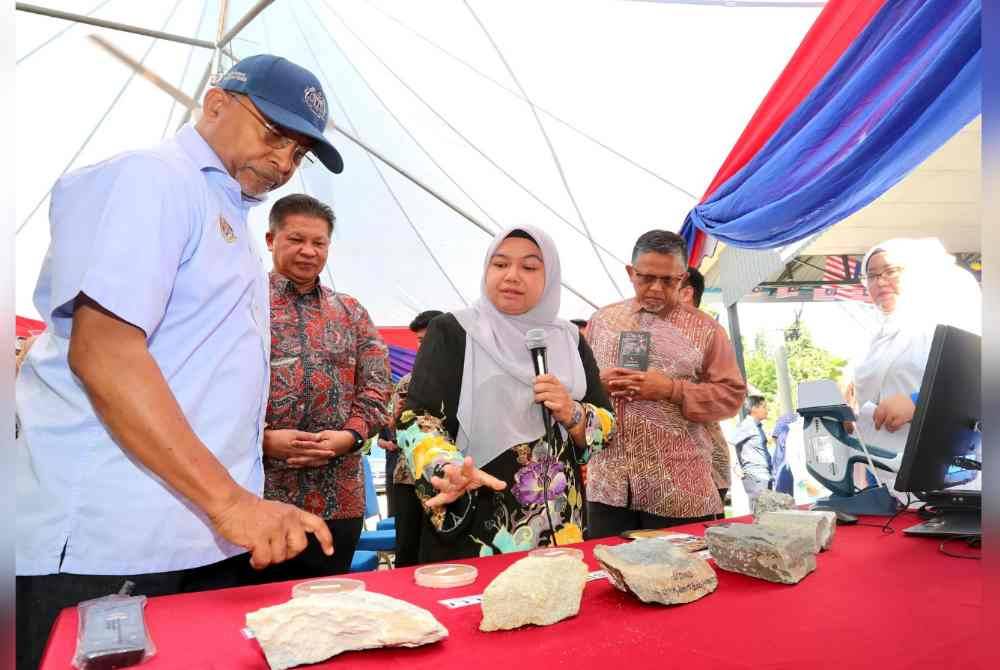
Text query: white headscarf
452 224 587 466
853 238 981 414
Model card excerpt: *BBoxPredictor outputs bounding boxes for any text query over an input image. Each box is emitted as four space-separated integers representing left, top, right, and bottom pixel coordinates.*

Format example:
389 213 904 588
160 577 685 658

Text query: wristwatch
346 429 365 452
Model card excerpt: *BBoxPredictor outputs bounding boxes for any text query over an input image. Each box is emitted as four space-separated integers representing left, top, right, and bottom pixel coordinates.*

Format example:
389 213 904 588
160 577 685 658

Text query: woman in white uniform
851 238 980 444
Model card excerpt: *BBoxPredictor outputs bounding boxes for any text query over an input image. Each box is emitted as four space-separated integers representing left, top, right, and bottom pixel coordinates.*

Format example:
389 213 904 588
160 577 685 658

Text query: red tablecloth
40 514 983 670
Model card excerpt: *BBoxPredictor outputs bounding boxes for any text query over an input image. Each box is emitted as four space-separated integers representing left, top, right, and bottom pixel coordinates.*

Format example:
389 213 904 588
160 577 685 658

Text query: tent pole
330 126 599 309
217 0 276 49
15 2 215 49
727 300 748 385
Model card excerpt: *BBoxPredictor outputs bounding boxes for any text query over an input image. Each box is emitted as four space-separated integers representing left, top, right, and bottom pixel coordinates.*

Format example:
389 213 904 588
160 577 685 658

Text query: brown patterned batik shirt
586 299 746 519
264 272 392 520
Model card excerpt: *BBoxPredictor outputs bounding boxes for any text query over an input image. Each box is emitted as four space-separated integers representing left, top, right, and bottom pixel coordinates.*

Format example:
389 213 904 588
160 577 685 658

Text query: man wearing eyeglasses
583 230 747 537
16 54 343 670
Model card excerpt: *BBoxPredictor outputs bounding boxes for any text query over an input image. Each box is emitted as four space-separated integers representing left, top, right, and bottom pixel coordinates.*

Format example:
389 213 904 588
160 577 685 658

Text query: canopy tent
15 0 826 328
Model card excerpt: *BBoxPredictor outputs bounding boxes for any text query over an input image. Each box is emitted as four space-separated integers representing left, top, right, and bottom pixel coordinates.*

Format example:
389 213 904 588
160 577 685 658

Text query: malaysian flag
822 255 870 302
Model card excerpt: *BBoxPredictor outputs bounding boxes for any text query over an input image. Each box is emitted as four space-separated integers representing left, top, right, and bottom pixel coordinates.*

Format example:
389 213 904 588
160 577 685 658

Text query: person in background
379 309 443 567
586 231 745 536
16 55 340 670
731 395 772 509
396 225 615 561
679 266 731 506
770 413 798 496
252 193 392 581
570 318 589 340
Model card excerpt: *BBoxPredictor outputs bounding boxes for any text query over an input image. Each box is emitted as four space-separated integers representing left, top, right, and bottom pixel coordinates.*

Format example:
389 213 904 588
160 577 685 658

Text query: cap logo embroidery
303 86 327 122
221 70 247 83
219 216 237 243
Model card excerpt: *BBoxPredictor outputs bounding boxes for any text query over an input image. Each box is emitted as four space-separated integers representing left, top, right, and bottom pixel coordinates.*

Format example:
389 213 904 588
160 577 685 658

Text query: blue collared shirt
16 125 271 575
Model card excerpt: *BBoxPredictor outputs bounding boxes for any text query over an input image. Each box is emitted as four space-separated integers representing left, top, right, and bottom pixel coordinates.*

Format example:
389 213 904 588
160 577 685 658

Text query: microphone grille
525 328 547 350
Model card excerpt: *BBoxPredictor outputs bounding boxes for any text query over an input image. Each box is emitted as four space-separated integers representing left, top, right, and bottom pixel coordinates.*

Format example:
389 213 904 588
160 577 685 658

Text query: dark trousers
16 552 250 670
385 449 400 518
586 501 720 540
236 517 363 585
393 483 424 568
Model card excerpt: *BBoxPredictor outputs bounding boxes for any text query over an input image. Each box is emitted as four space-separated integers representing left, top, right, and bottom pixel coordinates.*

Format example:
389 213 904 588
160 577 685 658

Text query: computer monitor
894 324 981 538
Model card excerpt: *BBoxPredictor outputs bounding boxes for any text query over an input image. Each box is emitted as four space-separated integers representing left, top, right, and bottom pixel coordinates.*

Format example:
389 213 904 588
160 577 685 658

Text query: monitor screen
894 325 981 496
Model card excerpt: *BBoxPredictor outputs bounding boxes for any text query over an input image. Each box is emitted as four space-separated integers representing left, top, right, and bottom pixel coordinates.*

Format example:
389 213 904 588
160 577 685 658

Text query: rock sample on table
752 490 796 518
593 538 717 605
245 590 448 670
756 509 836 553
705 524 816 585
479 554 587 632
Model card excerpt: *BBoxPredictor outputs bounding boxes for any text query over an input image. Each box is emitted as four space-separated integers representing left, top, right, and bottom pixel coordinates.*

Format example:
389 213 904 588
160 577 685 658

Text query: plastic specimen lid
529 547 584 560
292 577 365 598
414 564 478 588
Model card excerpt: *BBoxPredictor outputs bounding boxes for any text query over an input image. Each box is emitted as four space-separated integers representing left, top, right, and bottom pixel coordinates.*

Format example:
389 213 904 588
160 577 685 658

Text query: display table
39 513 982 669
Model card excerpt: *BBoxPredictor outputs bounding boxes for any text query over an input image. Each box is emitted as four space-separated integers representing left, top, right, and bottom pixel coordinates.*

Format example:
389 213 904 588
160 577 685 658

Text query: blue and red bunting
683 0 981 266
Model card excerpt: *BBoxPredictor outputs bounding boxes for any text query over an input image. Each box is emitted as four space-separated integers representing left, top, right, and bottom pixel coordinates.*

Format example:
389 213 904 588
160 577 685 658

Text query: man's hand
286 430 355 468
599 367 633 396
605 369 673 402
263 429 327 461
873 394 916 433
425 456 506 508
379 438 399 452
533 373 575 425
207 489 334 569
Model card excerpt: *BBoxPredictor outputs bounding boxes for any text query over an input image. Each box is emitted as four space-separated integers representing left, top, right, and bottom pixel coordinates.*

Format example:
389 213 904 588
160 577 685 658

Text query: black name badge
617 331 651 371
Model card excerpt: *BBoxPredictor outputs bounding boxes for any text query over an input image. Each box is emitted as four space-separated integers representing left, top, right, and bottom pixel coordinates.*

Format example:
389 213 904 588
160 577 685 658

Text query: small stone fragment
479 554 587 631
246 591 448 670
594 539 717 605
757 509 836 552
753 490 796 518
705 524 816 584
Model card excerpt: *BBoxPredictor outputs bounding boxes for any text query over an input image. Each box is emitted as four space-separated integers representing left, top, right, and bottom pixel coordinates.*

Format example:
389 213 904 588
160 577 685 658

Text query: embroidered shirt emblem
219 216 237 243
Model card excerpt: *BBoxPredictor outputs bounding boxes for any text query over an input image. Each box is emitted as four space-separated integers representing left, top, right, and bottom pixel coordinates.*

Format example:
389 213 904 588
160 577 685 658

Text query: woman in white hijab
395 225 616 562
852 238 980 437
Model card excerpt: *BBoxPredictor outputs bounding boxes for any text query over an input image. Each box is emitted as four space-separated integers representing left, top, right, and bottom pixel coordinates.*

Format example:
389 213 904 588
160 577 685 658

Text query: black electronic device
525 328 554 443
894 325 981 538
617 331 651 371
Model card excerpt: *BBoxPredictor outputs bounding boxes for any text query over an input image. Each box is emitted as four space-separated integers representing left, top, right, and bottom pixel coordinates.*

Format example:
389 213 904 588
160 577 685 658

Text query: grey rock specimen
593 538 717 605
752 490 796 518
756 509 836 552
479 554 587 631
245 591 448 670
705 523 816 584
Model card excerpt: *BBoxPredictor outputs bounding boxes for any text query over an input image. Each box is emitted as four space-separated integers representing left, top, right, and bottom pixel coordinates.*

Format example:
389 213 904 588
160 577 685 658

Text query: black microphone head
525 328 547 351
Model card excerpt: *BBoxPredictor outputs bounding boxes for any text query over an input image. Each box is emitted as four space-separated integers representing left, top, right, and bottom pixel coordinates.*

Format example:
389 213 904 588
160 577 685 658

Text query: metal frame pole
217 0 276 49
15 2 215 49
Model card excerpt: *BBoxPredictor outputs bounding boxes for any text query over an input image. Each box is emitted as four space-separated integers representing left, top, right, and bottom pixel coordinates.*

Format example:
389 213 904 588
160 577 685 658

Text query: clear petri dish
414 564 478 588
292 577 366 598
529 547 585 561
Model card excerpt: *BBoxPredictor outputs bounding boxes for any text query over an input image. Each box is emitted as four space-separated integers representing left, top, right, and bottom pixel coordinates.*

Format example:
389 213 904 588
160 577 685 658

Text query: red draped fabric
689 0 887 266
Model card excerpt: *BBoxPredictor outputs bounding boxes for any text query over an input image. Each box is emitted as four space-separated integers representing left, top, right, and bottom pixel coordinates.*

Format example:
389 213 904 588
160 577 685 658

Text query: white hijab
853 238 981 414
452 224 587 466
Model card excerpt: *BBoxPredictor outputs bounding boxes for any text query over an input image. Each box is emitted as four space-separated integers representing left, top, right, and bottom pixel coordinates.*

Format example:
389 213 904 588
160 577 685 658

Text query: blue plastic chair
350 550 378 573
376 517 395 531
358 456 396 567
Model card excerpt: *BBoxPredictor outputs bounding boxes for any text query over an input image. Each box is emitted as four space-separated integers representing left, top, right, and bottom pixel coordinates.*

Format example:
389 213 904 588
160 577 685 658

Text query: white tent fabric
16 0 823 325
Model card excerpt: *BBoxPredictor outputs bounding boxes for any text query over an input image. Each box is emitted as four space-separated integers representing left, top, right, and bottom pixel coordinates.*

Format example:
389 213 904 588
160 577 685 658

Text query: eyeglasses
861 265 903 284
228 93 315 165
631 270 688 288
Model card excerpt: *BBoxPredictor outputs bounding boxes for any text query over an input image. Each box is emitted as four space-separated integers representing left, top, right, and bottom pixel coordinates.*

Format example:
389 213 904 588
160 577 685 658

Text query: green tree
743 322 847 411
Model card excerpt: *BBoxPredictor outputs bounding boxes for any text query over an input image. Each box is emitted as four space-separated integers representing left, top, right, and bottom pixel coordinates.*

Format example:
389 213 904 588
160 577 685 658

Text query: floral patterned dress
396 314 615 562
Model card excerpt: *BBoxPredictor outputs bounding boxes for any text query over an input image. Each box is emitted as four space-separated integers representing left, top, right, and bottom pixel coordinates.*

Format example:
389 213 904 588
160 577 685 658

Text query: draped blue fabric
388 344 416 383
681 0 981 250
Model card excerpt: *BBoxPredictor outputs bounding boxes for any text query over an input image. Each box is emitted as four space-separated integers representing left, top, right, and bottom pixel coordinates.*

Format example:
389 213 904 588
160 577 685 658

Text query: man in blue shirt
16 54 344 670
731 395 773 509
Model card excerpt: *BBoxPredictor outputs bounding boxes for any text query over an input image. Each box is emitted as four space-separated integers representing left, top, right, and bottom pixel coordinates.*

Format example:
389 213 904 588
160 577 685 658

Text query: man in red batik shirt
251 193 391 580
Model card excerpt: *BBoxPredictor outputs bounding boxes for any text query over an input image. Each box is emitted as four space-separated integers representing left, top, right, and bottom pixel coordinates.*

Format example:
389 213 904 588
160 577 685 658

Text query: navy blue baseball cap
217 54 344 174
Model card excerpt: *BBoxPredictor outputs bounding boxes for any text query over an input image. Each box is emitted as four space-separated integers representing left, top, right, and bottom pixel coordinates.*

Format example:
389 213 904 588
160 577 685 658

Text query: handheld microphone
525 328 553 443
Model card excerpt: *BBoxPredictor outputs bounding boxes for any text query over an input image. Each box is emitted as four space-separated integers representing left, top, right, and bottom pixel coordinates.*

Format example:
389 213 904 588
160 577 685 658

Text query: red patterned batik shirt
264 272 391 520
